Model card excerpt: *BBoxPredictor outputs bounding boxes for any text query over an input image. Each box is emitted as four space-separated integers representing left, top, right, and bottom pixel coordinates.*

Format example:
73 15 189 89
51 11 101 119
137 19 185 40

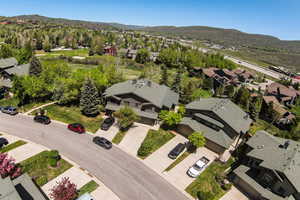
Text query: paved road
0 113 189 200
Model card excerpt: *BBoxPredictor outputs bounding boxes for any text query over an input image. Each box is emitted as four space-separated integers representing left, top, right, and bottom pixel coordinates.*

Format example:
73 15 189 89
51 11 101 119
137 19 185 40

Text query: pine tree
29 56 42 76
159 65 168 86
171 69 182 94
250 95 263 120
80 77 100 116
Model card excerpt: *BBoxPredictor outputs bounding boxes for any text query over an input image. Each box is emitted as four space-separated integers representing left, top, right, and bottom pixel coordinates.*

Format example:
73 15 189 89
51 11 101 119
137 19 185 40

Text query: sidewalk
8 142 47 163
24 101 57 115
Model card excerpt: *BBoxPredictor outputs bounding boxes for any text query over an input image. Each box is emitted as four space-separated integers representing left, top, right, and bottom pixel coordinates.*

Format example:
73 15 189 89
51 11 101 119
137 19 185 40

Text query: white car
187 157 210 178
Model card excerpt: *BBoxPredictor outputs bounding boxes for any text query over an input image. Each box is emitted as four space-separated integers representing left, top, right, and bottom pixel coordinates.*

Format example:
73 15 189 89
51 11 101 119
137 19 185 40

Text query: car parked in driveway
68 123 85 134
168 143 185 159
187 156 210 178
0 137 9 148
93 136 112 149
100 117 115 131
34 115 51 125
1 106 18 115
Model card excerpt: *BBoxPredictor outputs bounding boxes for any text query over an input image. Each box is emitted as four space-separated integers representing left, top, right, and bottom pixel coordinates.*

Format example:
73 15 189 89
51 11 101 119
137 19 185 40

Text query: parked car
1 106 18 115
68 123 85 134
187 157 210 178
34 115 51 125
168 143 185 159
93 136 112 149
0 137 9 148
100 117 115 131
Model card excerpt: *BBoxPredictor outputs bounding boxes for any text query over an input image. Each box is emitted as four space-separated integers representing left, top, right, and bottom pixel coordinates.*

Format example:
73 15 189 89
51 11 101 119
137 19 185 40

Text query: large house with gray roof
0 173 47 200
177 98 252 156
0 57 30 88
231 131 300 200
104 79 179 125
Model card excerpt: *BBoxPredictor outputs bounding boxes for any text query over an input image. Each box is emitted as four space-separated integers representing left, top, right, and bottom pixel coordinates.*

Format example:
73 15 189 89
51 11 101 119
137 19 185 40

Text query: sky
0 0 299 40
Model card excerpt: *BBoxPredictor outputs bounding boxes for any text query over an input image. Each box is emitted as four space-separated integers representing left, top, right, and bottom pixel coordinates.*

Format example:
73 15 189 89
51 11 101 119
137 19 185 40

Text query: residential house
104 79 179 125
177 98 252 158
104 46 117 56
126 49 138 60
0 57 30 88
0 173 47 200
231 131 300 200
266 82 300 106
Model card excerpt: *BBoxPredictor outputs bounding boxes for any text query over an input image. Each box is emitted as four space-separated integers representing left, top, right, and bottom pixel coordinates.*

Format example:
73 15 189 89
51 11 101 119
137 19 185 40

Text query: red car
68 123 85 134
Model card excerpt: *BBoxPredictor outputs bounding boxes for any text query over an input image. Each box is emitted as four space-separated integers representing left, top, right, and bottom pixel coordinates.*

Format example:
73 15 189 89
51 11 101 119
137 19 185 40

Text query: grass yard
0 97 19 107
43 49 89 57
20 151 73 186
249 119 282 136
0 140 27 153
112 131 127 144
78 180 100 196
137 129 175 159
185 158 234 199
164 151 190 171
34 104 103 133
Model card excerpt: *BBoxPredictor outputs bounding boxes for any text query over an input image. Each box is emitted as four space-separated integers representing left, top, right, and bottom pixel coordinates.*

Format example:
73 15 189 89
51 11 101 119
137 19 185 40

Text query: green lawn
0 97 19 107
165 151 190 171
137 129 175 159
0 140 27 153
78 180 99 196
112 131 127 144
185 159 234 199
20 151 73 186
37 49 89 57
35 104 103 133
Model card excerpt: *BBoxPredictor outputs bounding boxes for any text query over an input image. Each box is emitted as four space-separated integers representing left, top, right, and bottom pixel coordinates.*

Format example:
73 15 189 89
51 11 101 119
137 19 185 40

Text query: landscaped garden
164 151 190 171
112 131 127 144
78 180 100 196
137 129 175 159
32 104 103 133
20 150 73 186
185 158 234 200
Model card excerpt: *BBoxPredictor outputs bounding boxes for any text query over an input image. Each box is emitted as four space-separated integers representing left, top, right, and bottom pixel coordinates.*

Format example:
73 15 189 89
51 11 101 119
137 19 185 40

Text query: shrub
48 158 58 167
197 191 214 200
47 150 60 161
36 176 48 186
137 141 154 157
222 183 232 191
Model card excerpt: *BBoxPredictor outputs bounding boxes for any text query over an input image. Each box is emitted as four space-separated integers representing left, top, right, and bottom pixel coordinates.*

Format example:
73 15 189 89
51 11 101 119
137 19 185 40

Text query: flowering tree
0 153 22 179
50 177 78 200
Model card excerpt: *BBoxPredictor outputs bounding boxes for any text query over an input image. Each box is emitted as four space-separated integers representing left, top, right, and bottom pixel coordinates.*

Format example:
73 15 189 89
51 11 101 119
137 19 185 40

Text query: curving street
0 113 189 200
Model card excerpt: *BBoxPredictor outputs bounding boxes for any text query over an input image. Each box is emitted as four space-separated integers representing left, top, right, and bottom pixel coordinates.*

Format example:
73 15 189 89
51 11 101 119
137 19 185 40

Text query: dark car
0 137 9 148
93 136 112 149
101 117 115 131
68 123 85 134
34 115 51 125
1 106 18 115
168 143 186 159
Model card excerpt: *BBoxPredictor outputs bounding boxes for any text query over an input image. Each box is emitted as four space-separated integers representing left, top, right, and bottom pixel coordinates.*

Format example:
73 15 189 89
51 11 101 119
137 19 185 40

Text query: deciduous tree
29 56 42 76
0 153 22 179
50 177 78 200
113 106 140 130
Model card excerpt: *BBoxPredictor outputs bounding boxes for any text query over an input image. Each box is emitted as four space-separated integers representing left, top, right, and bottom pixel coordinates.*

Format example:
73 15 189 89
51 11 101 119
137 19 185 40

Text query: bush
222 183 232 191
48 158 58 167
36 176 48 186
197 191 214 200
137 141 154 157
47 150 60 161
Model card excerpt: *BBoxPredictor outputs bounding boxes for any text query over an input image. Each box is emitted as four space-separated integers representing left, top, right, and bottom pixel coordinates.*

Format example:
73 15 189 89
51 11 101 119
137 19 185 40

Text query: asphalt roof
5 63 30 76
105 79 179 109
186 98 252 134
246 131 300 192
0 78 13 88
180 117 233 148
0 57 18 69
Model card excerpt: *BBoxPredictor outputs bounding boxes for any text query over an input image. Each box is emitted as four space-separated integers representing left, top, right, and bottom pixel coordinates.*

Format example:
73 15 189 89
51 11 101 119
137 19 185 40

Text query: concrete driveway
164 147 218 191
118 123 150 157
0 113 189 200
143 134 187 173
8 142 47 163
96 122 119 141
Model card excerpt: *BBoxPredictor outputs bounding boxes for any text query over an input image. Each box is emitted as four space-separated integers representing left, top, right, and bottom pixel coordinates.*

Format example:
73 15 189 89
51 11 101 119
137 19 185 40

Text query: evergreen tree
234 86 251 112
135 48 150 64
171 69 182 94
202 78 214 90
226 85 235 99
0 44 13 58
159 65 168 86
215 85 225 97
80 77 100 116
29 56 42 76
249 95 263 120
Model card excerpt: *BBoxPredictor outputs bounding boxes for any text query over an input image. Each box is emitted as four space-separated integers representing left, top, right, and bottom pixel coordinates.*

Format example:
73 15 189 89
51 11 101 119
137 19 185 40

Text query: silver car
1 106 18 115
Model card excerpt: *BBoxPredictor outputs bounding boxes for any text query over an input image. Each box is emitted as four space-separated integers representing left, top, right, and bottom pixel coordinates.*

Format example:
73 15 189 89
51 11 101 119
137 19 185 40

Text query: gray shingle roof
186 98 252 134
246 131 300 192
0 57 18 69
0 78 13 88
5 63 30 76
105 79 179 109
180 117 233 148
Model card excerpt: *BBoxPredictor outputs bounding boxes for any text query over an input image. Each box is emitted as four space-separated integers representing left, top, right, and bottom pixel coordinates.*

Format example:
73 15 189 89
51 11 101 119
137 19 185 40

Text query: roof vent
257 145 264 149
147 81 152 87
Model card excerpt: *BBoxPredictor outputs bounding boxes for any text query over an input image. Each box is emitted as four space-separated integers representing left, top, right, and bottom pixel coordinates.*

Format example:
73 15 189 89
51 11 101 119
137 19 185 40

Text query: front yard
137 129 175 159
78 180 100 196
185 158 234 200
34 104 103 133
0 140 27 153
20 150 73 186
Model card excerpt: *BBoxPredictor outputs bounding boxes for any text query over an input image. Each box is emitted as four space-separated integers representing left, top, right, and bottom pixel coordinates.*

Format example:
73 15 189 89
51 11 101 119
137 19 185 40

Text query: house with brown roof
266 82 300 106
104 46 117 56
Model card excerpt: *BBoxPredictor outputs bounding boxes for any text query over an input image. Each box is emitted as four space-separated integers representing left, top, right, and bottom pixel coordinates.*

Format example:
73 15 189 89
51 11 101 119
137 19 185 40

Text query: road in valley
0 113 189 200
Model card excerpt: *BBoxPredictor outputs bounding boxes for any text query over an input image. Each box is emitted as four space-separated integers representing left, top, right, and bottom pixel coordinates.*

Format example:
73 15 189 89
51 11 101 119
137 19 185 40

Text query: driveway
118 123 150 157
143 134 187 173
0 113 188 200
8 142 46 163
163 147 218 191
95 122 119 141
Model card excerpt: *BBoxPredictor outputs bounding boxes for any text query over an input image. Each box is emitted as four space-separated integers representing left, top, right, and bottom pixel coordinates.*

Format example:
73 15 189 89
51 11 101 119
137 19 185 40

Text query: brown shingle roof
202 67 217 77
267 82 299 98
